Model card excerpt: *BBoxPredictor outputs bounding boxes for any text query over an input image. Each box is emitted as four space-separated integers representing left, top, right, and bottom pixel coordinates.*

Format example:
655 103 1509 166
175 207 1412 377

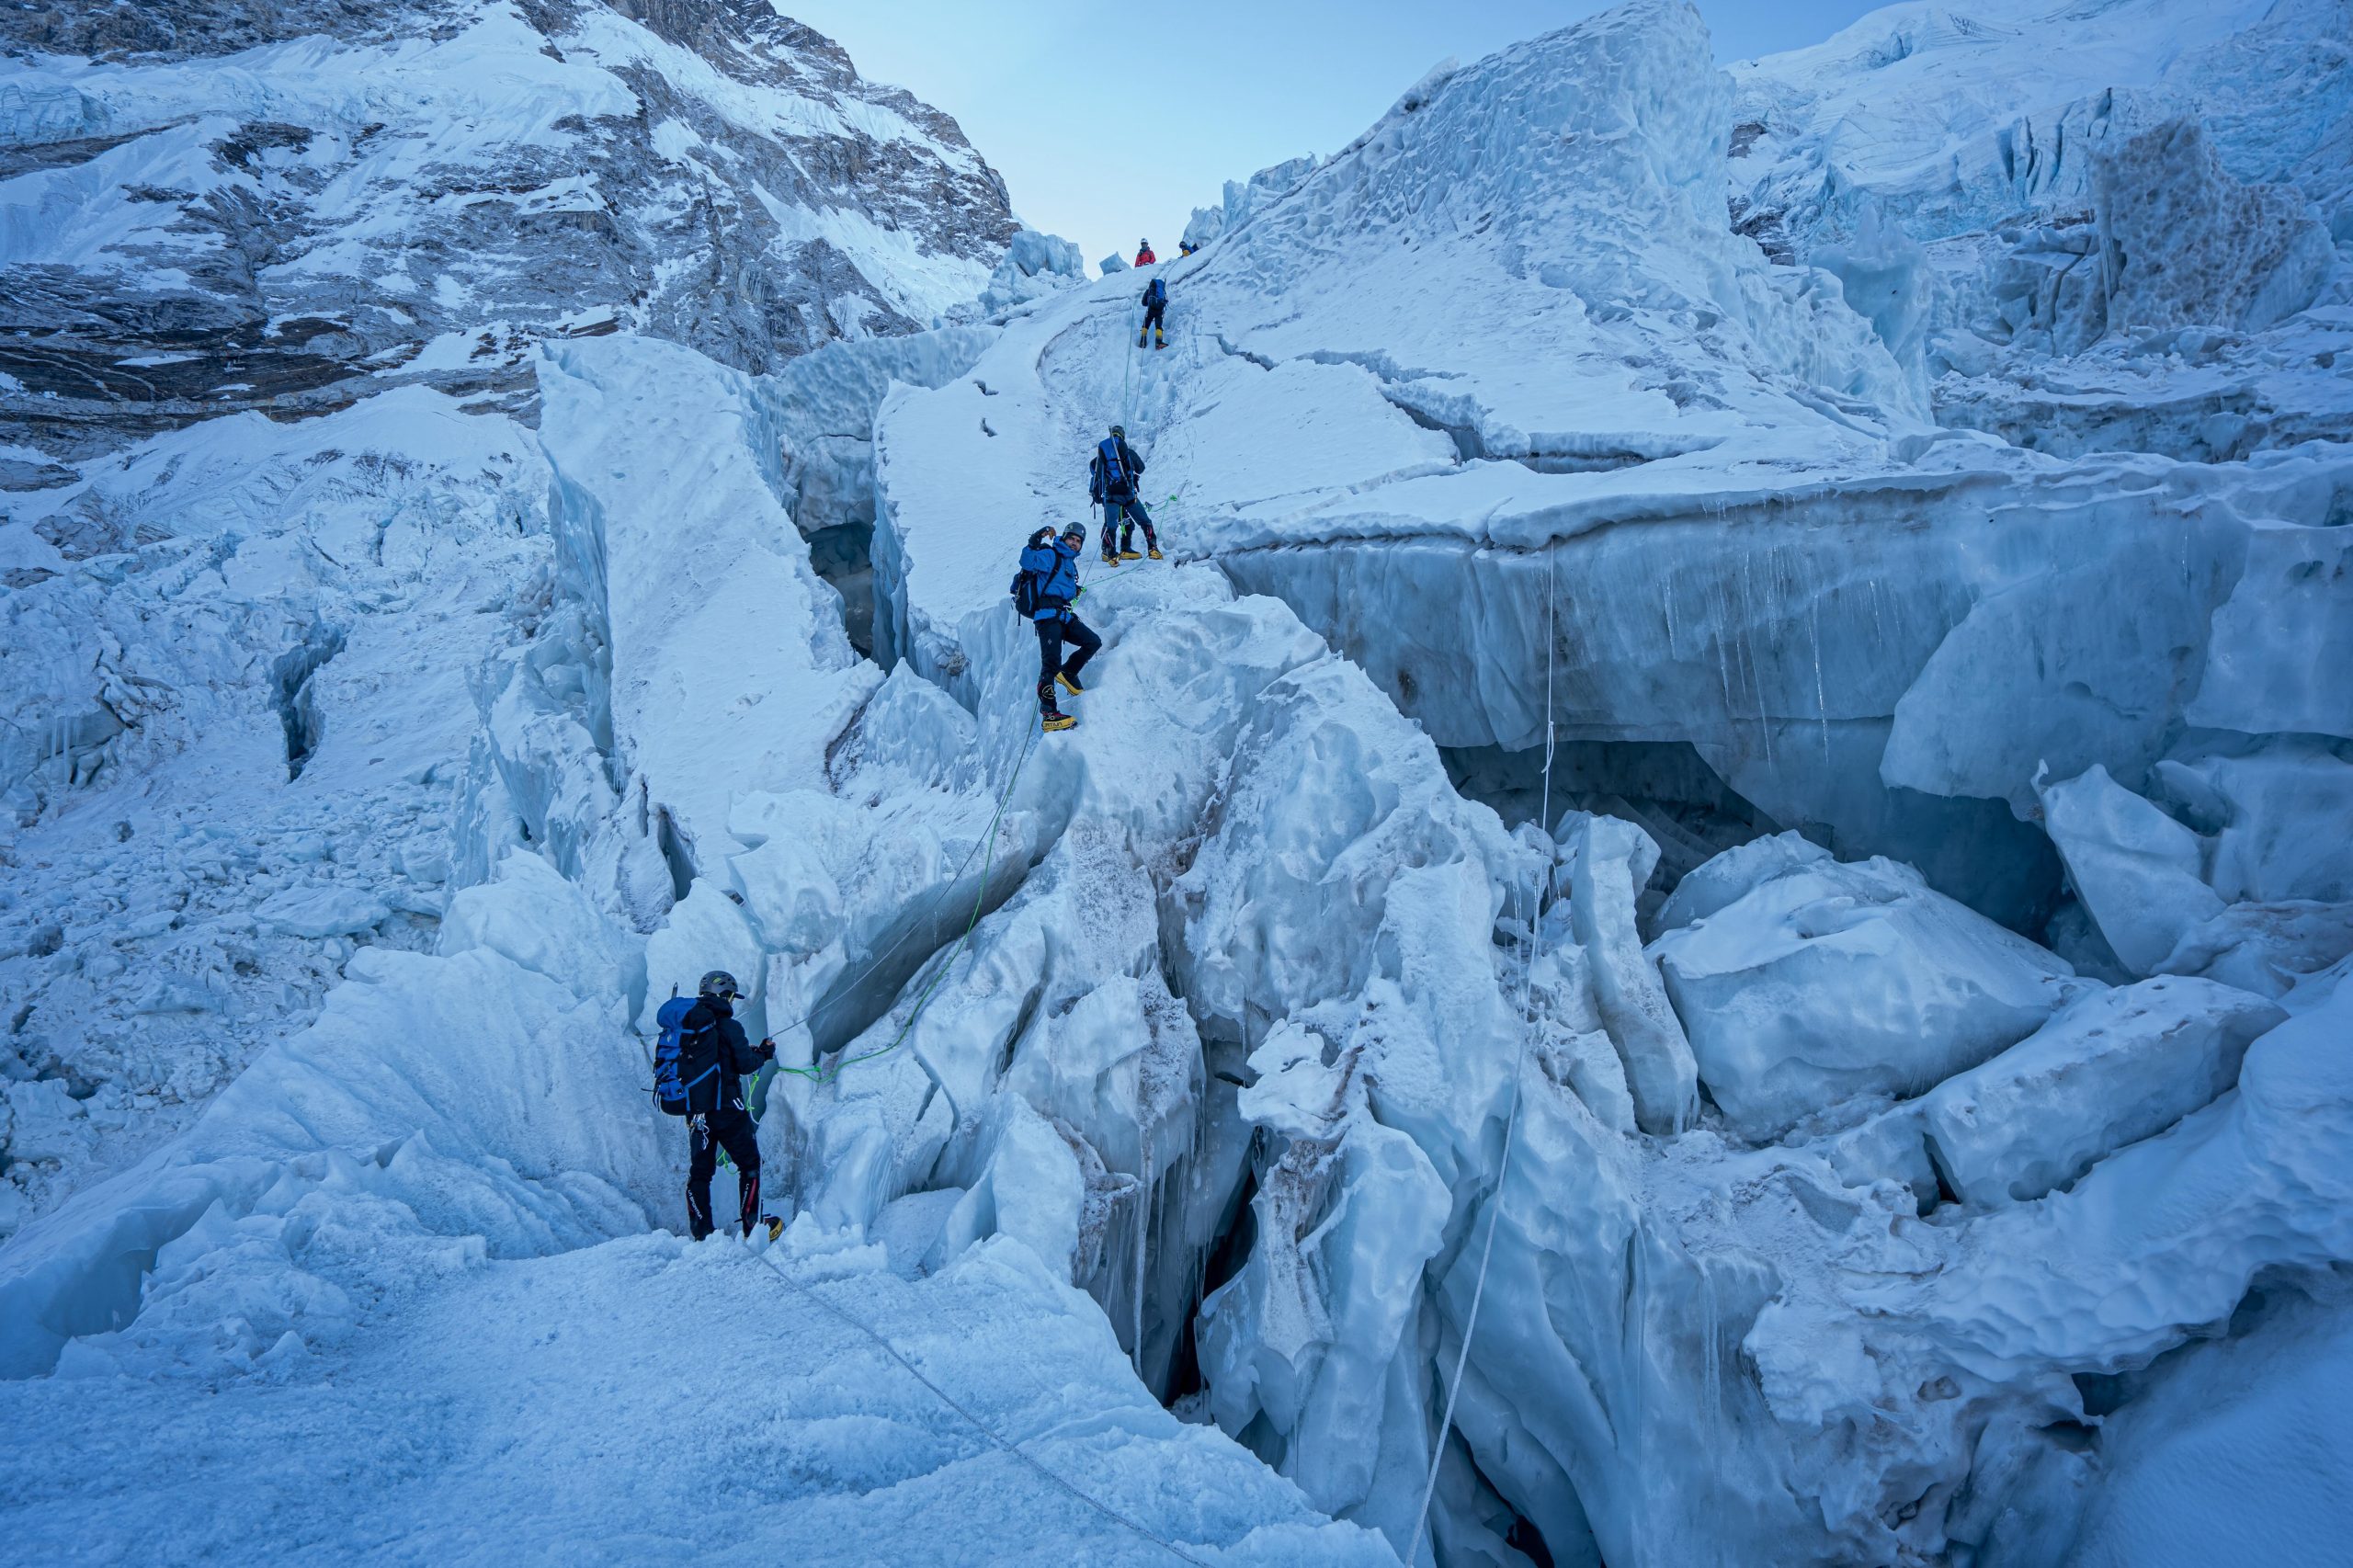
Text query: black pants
1035 610 1100 710
687 1103 761 1240
1101 496 1156 556
1140 302 1165 344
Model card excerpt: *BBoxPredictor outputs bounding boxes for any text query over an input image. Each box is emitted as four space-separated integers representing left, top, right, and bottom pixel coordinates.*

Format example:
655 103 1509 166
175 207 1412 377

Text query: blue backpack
1097 437 1129 492
1146 278 1165 305
653 994 718 1116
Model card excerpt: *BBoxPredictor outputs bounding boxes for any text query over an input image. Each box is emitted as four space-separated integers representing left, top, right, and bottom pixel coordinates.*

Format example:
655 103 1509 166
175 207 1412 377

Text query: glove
756 1036 778 1062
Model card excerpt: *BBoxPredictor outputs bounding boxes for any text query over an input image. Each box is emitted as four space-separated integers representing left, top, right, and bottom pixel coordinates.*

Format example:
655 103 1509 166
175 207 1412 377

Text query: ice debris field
3 0 2352 1564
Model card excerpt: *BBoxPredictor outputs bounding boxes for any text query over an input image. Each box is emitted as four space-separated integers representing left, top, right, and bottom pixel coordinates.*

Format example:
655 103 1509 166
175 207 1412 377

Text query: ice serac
1197 1024 1450 1548
0 923 660 1380
537 331 879 877
1163 0 2353 937
1917 975 2285 1207
1562 812 1699 1134
1651 851 2079 1140
2188 519 2353 741
2093 115 2334 337
2037 762 2225 975
2036 756 2353 996
1865 970 2353 1375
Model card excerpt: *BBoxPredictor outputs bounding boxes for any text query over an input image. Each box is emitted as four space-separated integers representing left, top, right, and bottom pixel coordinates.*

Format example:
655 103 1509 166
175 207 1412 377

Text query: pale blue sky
786 0 1886 267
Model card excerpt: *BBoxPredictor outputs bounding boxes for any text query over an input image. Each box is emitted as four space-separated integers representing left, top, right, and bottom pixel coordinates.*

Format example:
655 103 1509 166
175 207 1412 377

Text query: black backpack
1011 532 1051 617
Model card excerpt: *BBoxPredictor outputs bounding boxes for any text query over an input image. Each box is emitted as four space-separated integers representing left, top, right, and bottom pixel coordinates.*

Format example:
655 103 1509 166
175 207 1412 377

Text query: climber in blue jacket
1016 522 1100 732
1139 274 1168 350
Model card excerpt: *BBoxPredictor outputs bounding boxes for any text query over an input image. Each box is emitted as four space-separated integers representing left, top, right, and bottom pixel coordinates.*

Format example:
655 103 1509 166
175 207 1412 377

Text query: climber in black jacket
677 970 779 1241
1088 424 1160 563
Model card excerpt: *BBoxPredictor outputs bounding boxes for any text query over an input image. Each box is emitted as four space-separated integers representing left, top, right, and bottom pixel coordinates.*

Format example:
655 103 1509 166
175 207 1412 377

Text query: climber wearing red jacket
1134 238 1156 267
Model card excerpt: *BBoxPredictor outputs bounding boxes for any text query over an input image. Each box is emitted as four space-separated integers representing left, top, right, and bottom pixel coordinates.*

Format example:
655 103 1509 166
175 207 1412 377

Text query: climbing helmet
698 970 740 1001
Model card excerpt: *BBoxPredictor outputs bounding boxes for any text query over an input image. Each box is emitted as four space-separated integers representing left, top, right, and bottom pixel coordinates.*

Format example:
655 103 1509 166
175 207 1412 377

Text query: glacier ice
1561 812 1699 1134
2038 762 2229 974
1916 975 2285 1207
5 0 2352 1562
1652 851 2081 1139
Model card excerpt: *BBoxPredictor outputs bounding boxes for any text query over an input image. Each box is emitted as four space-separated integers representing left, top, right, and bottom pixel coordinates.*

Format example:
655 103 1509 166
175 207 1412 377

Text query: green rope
775 710 1038 1086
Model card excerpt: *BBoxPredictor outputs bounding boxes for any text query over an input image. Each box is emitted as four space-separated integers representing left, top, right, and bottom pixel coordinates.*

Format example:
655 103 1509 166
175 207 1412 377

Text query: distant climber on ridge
1177 239 1197 257
1139 273 1169 350
653 970 779 1241
1133 237 1155 267
1088 424 1160 563
1015 523 1100 733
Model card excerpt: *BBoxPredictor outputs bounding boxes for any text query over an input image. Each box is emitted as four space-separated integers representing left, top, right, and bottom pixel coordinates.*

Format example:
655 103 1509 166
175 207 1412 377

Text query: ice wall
860 2 2353 1562
6 0 2349 1562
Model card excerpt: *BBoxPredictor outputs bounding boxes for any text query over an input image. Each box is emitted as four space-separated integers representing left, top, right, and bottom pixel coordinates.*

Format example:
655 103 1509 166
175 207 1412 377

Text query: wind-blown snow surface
6 1 2353 1566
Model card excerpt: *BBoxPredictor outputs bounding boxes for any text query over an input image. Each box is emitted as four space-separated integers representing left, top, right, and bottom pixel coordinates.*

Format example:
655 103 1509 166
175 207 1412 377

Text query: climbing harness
750 1243 1215 1564
1405 562 1559 1564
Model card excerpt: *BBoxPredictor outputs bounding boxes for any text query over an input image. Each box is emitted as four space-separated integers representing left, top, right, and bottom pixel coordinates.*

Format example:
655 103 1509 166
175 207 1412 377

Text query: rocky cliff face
0 0 1016 456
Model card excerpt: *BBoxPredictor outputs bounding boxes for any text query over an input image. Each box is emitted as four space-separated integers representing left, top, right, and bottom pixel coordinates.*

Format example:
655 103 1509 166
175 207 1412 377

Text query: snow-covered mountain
0 0 1020 1233
5 0 2350 1564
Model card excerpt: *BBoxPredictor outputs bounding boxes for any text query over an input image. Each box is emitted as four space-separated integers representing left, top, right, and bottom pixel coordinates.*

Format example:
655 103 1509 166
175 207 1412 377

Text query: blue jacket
1020 536 1081 620
1089 436 1144 504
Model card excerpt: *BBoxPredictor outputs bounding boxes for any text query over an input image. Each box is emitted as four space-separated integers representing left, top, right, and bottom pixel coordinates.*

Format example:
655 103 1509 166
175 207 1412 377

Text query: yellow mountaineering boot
1147 548 1165 561
1057 671 1084 696
1119 549 1143 561
1042 712 1078 733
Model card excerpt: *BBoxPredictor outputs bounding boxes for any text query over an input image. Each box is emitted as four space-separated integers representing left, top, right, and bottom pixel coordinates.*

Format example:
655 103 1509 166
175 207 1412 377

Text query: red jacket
1134 245 1156 266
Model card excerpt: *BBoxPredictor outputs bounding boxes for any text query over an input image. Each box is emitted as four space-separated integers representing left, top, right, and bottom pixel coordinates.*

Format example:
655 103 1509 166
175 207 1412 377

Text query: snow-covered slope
0 325 1394 1561
0 0 1015 1230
